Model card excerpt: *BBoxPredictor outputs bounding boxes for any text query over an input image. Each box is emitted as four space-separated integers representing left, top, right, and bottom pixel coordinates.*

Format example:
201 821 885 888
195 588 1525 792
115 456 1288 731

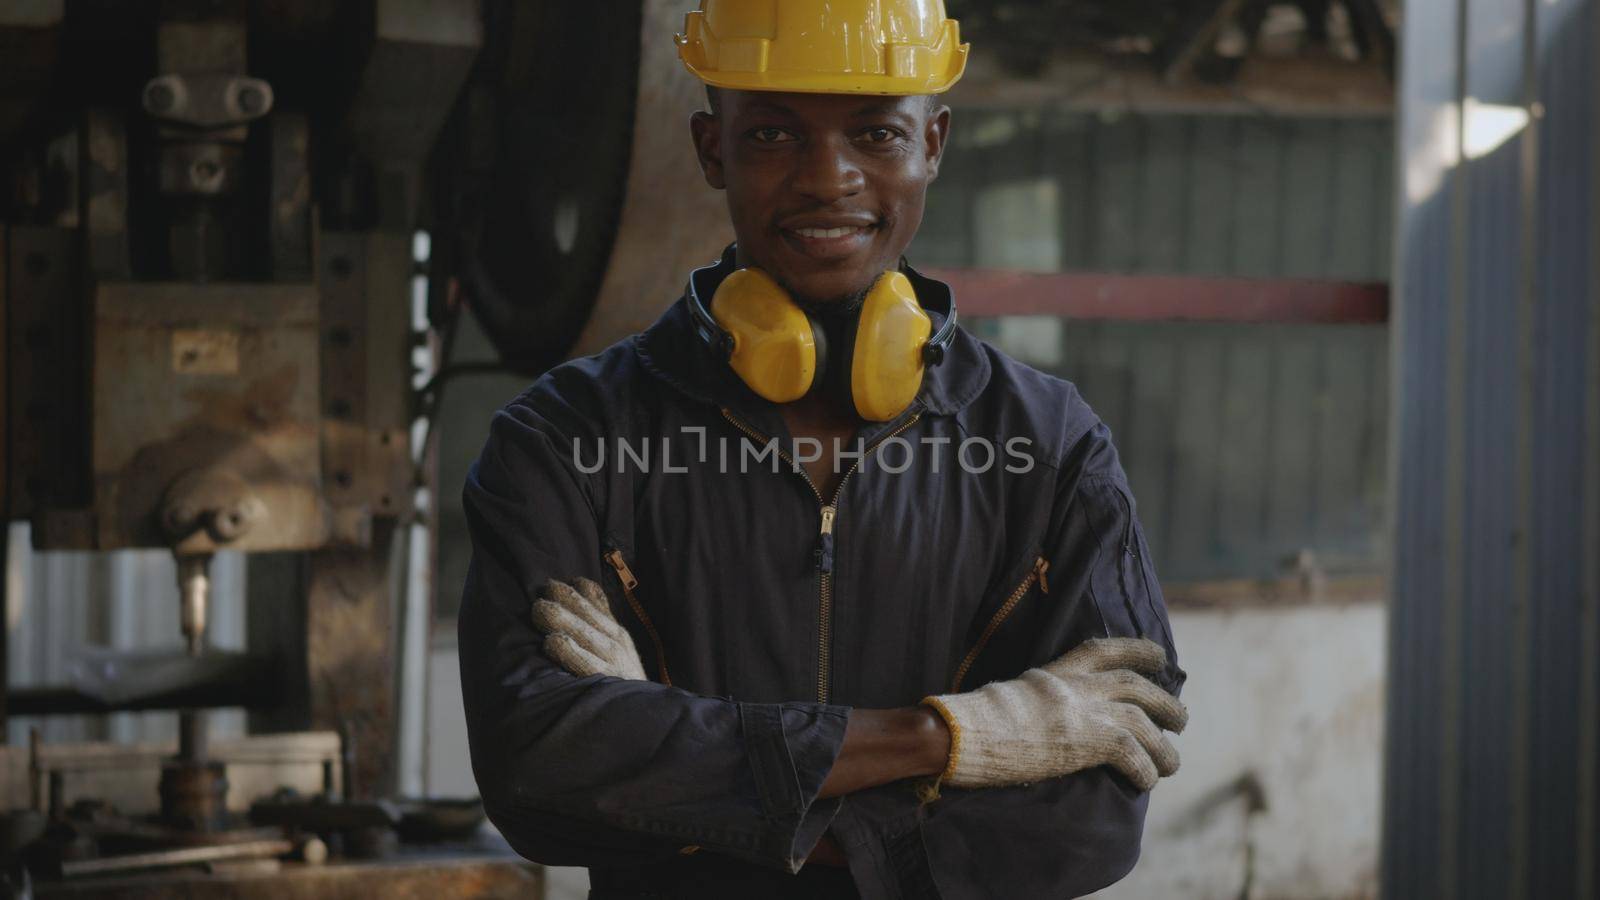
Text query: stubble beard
782 276 878 322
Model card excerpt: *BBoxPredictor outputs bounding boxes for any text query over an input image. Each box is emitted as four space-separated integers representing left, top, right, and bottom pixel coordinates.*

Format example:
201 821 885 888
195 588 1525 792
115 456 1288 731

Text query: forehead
720 89 930 121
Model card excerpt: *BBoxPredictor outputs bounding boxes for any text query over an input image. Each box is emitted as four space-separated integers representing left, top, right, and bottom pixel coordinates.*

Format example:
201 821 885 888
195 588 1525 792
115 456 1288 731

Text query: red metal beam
927 268 1391 324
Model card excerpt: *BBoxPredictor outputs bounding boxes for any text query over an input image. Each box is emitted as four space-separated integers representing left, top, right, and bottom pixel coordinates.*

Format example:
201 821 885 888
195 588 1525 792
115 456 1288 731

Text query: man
458 2 1187 897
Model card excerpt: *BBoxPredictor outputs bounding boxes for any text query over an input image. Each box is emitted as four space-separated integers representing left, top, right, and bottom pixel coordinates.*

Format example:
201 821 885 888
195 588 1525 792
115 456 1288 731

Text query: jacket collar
634 254 991 427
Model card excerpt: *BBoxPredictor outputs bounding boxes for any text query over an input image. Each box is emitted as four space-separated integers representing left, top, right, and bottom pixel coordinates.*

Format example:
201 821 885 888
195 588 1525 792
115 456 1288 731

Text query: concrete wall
1096 602 1384 900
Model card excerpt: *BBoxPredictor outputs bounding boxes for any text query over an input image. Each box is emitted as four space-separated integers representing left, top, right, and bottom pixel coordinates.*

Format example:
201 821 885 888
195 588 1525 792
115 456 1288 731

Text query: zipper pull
604 549 639 591
1034 557 1050 594
814 506 836 574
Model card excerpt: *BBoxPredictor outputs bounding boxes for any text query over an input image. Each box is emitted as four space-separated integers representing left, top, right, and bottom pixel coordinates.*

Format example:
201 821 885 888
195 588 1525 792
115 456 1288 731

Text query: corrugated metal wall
916 109 1393 279
989 320 1388 583
912 109 1393 581
1384 0 1600 895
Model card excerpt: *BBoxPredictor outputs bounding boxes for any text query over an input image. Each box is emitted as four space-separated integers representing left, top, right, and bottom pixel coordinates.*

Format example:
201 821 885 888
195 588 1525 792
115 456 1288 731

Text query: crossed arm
533 577 1186 802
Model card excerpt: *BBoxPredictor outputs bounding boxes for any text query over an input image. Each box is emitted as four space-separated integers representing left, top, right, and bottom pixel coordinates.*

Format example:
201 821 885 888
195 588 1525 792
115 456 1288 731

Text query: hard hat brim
683 62 967 97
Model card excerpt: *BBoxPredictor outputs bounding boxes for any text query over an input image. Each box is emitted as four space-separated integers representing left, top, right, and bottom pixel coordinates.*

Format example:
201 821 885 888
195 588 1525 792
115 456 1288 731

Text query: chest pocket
597 461 674 686
947 546 1051 692
601 545 672 686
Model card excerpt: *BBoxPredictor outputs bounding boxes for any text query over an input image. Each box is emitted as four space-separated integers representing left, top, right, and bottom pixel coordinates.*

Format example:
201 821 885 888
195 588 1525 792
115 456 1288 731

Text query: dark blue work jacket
458 261 1186 899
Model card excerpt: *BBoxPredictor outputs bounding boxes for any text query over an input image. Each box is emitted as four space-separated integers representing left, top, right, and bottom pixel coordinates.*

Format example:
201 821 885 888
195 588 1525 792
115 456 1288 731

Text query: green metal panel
1182 117 1239 276
1283 120 1339 277
1230 121 1288 277
922 108 1395 583
918 108 1394 281
1051 114 1096 271
970 318 1389 583
1138 117 1192 274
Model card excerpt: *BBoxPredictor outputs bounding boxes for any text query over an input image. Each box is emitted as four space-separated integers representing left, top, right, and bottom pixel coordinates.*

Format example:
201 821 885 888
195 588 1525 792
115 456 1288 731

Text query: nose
790 134 864 204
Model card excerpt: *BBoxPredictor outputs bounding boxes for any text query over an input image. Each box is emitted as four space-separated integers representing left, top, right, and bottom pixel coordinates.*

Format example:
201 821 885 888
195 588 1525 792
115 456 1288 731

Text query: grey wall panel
1529 5 1599 897
1384 0 1600 896
1384 0 1460 881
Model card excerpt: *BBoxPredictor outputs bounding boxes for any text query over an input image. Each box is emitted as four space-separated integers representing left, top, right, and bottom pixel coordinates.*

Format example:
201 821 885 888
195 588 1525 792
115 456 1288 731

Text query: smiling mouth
790 225 869 239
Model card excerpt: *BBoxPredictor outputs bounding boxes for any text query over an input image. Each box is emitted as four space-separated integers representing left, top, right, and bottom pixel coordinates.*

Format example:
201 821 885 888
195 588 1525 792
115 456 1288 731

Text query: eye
749 127 796 144
858 125 908 146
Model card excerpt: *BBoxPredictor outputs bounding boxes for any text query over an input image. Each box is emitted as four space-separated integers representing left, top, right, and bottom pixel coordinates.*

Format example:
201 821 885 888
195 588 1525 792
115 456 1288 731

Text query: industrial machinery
0 0 720 894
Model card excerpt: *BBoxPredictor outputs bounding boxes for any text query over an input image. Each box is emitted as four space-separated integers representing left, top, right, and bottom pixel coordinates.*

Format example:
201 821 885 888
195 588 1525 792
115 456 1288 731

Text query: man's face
690 90 951 309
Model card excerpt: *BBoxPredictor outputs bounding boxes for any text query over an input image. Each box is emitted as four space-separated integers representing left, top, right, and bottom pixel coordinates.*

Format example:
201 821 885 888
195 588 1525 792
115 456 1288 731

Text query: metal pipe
59 839 294 878
29 727 41 811
176 553 211 656
178 709 207 762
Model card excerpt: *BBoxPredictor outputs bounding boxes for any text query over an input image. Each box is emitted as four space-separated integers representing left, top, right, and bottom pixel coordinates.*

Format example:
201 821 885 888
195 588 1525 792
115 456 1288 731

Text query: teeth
794 226 863 239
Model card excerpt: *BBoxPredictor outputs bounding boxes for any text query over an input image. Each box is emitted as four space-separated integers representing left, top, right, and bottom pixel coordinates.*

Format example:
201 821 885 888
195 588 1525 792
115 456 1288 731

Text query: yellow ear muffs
850 272 932 421
708 268 819 404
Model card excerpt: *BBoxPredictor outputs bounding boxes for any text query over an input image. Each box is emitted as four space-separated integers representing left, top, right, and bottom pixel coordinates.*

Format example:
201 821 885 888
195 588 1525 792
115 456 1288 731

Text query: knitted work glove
923 637 1187 792
531 577 647 681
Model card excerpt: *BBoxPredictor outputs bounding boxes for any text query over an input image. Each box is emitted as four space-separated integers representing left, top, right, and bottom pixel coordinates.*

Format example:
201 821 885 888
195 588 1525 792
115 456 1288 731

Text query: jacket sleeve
834 421 1185 899
457 383 849 873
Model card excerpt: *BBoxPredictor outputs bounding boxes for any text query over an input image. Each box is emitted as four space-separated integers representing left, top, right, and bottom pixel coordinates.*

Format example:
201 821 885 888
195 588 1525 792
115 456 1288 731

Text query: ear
923 104 952 182
689 110 726 190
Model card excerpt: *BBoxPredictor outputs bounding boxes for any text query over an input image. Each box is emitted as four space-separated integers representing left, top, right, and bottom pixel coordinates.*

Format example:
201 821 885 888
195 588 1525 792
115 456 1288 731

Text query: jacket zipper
720 407 923 704
604 548 673 686
948 555 1050 692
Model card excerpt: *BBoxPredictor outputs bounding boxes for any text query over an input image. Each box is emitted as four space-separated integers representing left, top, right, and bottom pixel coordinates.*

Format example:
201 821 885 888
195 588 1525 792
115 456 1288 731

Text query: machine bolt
163 502 198 536
208 495 264 542
145 81 176 114
190 158 223 191
237 85 266 115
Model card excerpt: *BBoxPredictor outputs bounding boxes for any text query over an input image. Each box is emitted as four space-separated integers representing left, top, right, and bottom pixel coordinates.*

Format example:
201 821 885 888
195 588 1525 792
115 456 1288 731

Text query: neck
787 388 862 431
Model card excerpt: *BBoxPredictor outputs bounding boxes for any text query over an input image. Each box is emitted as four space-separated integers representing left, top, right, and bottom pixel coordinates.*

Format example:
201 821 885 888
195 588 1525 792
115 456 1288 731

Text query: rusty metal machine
0 0 696 894
0 0 735 893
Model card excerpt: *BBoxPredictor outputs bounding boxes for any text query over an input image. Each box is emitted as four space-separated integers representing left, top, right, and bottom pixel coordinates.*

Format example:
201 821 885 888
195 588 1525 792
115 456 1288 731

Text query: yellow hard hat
676 0 969 96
